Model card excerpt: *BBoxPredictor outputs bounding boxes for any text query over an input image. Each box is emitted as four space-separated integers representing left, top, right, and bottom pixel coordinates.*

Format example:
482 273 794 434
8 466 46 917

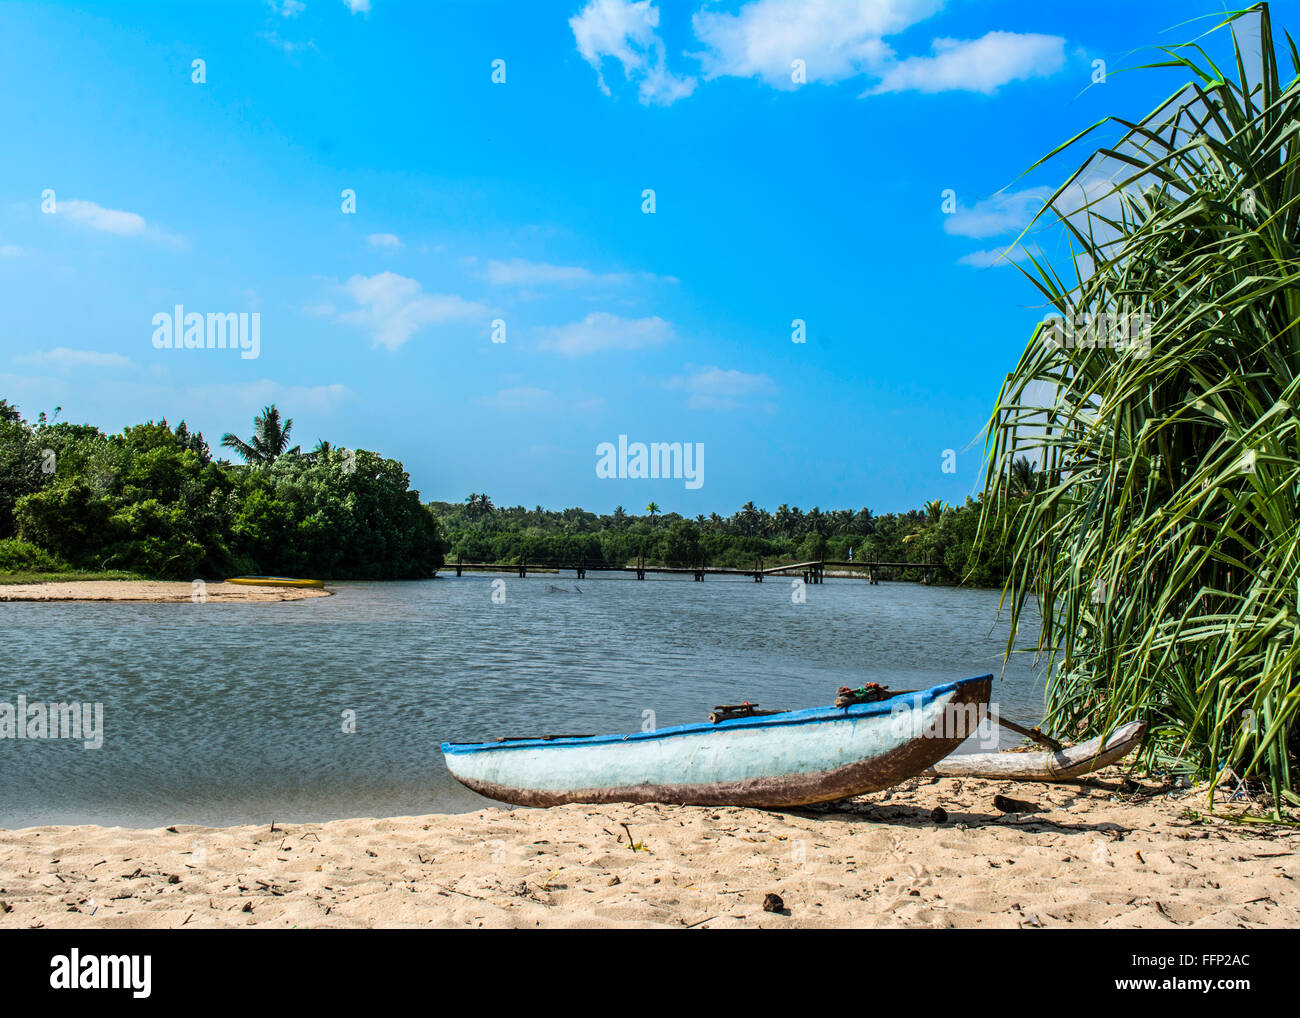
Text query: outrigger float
923 720 1147 781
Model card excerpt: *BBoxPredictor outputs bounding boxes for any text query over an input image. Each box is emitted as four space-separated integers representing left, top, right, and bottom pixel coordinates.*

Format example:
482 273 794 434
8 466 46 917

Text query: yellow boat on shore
225 576 326 589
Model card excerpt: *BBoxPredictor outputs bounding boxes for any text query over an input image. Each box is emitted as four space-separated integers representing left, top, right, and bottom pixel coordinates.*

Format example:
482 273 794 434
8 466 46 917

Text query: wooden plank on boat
708 703 788 723
921 721 1147 782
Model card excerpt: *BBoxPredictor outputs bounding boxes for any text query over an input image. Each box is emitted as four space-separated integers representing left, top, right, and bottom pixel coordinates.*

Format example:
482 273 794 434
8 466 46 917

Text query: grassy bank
0 570 143 585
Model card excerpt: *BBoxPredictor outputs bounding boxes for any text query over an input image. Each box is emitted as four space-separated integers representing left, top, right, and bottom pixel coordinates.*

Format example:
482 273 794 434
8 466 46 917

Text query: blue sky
0 0 1283 515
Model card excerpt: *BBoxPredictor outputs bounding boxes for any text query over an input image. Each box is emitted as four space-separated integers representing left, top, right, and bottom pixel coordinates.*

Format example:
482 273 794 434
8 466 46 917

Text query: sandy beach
0 580 331 603
2 772 1294 929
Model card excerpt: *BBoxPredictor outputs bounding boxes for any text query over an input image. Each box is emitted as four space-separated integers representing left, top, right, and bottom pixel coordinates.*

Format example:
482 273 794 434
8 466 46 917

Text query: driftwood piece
992 793 1042 814
921 721 1147 782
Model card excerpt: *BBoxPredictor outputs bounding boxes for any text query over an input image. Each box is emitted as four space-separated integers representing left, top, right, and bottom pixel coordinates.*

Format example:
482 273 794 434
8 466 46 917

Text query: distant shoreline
0 580 332 603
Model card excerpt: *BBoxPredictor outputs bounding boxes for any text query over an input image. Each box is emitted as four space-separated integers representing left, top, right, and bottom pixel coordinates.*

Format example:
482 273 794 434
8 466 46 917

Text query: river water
0 574 1046 829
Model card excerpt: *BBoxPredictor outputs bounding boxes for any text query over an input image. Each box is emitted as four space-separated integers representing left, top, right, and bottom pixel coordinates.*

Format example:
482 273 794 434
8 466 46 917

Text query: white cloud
337 271 486 350
693 0 939 87
260 31 317 54
13 347 132 369
53 199 183 245
957 246 1033 269
483 258 675 288
948 174 1129 267
344 0 370 13
570 0 697 105
366 232 403 249
867 31 1066 95
537 312 673 355
667 365 776 410
0 244 23 257
268 0 305 16
58 200 146 235
944 187 1050 239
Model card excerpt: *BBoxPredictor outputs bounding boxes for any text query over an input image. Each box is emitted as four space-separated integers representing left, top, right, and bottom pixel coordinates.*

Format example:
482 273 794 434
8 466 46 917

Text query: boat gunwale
441 674 994 755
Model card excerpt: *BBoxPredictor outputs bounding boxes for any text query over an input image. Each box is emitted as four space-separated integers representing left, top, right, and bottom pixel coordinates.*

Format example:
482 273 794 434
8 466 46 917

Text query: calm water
0 575 1045 829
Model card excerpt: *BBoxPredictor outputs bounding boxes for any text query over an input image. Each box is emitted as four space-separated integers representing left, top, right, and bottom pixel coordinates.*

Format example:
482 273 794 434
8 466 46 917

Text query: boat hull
442 675 991 808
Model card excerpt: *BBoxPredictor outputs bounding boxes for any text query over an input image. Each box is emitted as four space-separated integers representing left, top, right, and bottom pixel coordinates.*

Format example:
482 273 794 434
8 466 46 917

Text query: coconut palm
978 4 1300 812
220 405 299 464
644 501 660 519
1009 456 1040 498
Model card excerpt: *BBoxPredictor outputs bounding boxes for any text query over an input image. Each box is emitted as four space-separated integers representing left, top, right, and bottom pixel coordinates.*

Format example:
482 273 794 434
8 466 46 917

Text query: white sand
1 773 1294 928
0 580 331 603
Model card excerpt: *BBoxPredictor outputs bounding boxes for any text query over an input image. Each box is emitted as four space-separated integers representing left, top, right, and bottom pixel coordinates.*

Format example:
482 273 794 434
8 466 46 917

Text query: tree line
432 492 1017 587
3 398 1021 587
0 401 442 579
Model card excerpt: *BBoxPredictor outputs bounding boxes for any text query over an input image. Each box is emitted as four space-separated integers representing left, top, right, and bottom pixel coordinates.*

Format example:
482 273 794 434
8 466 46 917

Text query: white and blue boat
442 675 992 808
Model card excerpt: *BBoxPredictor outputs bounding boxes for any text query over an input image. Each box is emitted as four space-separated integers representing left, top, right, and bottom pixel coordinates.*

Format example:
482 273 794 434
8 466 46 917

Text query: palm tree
220 405 299 464
644 501 660 519
1009 456 1039 498
924 499 946 523
774 503 793 538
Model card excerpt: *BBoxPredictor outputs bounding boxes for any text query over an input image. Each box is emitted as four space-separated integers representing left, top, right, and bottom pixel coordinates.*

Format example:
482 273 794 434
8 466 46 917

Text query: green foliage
15 482 113 568
980 5 1300 806
0 537 69 573
431 494 1010 584
0 403 441 580
230 451 442 579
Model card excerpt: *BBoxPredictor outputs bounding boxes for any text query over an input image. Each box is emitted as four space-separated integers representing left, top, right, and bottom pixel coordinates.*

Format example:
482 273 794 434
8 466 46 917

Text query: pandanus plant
979 4 1300 814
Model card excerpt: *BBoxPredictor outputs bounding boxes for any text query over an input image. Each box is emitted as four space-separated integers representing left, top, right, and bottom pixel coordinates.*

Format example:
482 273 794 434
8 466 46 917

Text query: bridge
447 555 936 585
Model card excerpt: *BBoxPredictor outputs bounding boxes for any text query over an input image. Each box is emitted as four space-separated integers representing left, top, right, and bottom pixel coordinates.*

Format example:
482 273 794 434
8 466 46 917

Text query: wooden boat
442 674 992 808
225 576 325 589
922 720 1147 781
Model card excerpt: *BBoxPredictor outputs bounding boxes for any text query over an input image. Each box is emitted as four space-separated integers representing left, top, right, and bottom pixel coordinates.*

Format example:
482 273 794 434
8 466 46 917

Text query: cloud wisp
50 199 185 246
667 365 777 411
337 271 487 350
537 312 674 355
13 347 133 370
